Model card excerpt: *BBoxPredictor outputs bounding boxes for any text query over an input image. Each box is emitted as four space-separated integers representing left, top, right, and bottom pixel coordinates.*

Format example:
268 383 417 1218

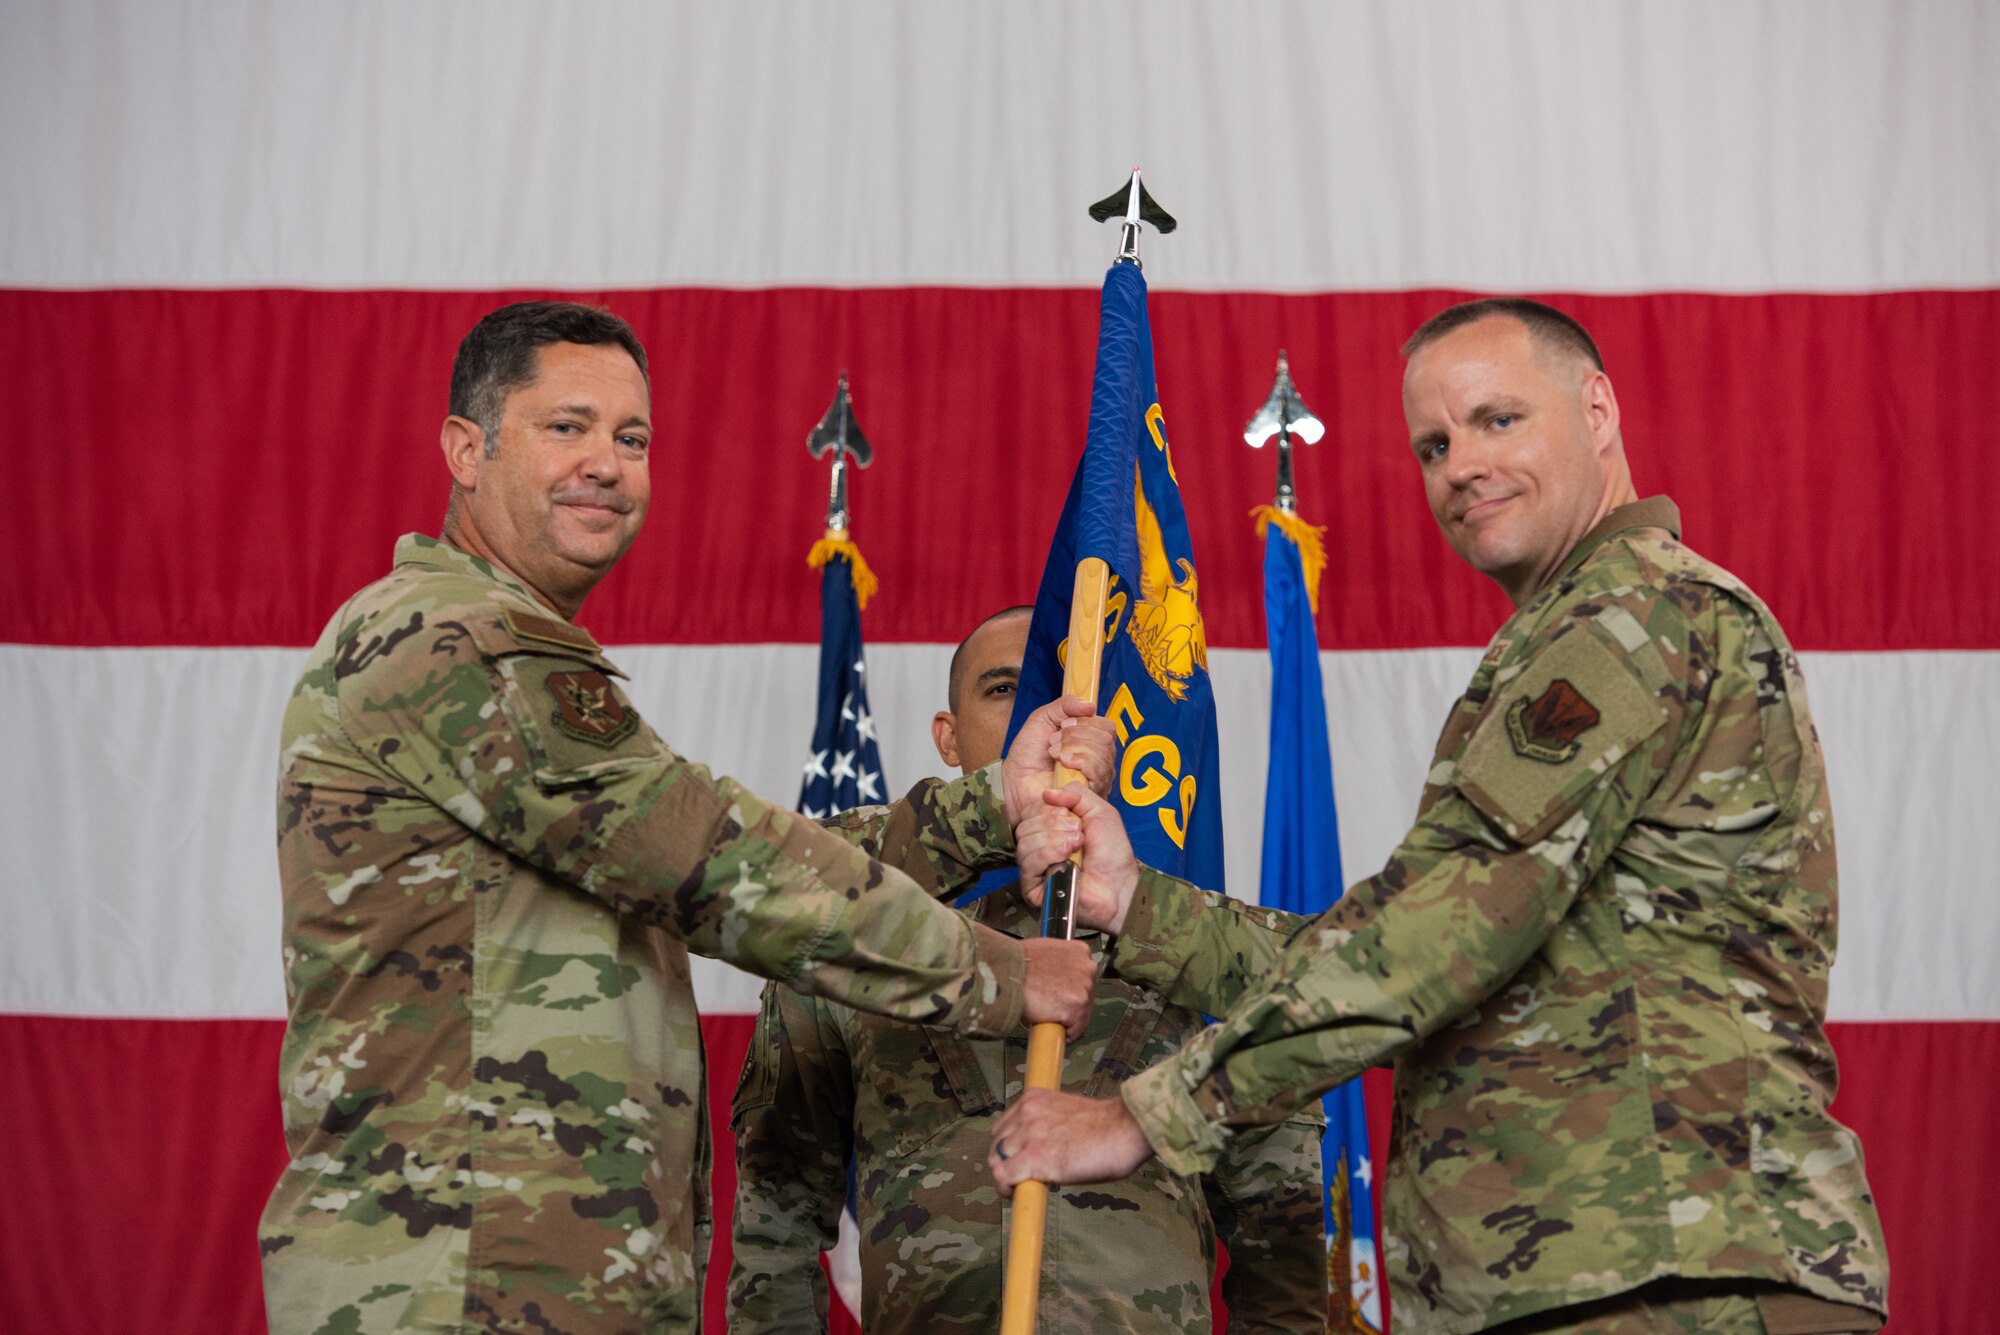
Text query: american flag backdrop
2 5 1996 1332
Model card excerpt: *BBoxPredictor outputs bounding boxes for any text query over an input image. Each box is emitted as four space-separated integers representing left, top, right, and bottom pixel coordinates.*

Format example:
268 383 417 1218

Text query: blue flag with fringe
1005 260 1223 890
1258 513 1384 1332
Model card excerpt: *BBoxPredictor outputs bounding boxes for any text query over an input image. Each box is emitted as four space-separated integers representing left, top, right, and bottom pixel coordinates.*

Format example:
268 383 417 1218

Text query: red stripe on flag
0 1015 1984 1332
3 288 1994 651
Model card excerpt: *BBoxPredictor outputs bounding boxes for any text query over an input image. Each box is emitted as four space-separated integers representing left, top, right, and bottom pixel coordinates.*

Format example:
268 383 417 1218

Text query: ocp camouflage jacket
1114 499 1889 1333
260 534 1029 1334
728 882 1328 1335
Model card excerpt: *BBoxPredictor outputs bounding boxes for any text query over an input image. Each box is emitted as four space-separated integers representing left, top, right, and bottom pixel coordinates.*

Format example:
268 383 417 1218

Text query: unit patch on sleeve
1506 678 1602 764
1457 624 1667 847
546 670 638 747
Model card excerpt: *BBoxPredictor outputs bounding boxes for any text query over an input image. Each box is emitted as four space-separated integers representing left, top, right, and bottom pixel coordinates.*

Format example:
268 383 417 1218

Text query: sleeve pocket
494 654 669 788
1456 625 1667 847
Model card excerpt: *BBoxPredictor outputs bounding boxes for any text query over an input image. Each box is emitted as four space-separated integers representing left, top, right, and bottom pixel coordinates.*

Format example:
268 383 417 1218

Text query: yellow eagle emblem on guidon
1123 408 1208 703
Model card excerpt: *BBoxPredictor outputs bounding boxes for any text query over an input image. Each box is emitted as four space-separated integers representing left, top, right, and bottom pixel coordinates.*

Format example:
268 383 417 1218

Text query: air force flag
1258 515 1384 1333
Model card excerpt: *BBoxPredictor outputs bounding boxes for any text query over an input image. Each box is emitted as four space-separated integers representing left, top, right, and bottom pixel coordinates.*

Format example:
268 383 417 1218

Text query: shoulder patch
1458 625 1666 846
504 607 601 653
545 670 638 748
1506 679 1601 764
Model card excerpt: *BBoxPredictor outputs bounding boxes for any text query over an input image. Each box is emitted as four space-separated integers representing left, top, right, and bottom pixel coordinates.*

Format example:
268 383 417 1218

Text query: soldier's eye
1491 414 1516 430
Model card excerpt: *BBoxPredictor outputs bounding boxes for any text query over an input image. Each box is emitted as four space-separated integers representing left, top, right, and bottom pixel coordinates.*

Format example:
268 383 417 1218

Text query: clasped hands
995 694 1157 1193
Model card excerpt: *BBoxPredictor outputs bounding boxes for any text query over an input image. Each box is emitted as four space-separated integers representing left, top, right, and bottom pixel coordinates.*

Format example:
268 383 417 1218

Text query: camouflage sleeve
1122 606 1696 1175
1106 867 1308 1014
338 606 1025 1038
815 763 1014 903
728 984 854 1334
1203 1114 1330 1334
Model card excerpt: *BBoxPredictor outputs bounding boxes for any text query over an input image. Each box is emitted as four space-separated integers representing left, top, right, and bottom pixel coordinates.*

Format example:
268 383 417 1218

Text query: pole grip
999 556 1111 1335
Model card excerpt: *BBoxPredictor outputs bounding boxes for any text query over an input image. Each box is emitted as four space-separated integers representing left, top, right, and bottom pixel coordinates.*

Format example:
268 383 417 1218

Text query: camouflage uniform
1110 500 1888 1334
260 535 1034 1335
729 880 1327 1335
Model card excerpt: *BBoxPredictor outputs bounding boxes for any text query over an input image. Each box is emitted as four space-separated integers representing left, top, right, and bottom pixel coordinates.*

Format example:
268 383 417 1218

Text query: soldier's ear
932 711 961 769
1582 371 1620 455
441 416 487 489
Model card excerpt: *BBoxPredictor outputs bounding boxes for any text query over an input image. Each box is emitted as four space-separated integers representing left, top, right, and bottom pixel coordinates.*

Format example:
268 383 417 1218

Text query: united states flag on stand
795 534 883 1328
798 545 886 819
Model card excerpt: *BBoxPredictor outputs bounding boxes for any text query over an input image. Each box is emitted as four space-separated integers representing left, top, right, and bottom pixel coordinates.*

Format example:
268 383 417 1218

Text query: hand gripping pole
999 556 1109 1335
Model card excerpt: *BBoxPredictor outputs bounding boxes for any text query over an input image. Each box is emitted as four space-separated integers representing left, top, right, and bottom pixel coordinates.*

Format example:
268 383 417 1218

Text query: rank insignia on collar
1506 678 1600 764
546 670 637 747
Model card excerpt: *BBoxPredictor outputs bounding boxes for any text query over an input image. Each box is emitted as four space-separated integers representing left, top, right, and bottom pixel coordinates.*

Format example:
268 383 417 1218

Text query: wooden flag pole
999 555 1110 1335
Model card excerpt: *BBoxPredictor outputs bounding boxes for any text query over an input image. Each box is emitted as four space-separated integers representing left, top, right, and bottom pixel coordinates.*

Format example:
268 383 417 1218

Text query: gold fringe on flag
806 533 880 611
1250 504 1328 614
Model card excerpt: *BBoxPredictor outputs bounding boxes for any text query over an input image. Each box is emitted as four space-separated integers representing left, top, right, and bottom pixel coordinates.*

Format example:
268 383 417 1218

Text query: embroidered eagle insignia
1125 469 1208 702
546 670 638 747
1506 678 1600 764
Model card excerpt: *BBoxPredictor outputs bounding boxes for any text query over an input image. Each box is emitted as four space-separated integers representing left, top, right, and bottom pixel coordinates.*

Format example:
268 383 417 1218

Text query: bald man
988 299 1889 1334
728 607 1327 1335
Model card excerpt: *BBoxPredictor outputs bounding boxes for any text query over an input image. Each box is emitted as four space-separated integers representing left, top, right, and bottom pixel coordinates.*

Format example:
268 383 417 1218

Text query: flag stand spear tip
807 371 872 539
1244 350 1326 516
1246 355 1330 610
805 373 879 607
1087 168 1177 268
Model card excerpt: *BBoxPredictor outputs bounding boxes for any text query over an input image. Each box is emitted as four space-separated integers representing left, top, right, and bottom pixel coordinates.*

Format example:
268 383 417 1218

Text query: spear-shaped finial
806 371 873 535
1088 167 1177 267
1243 351 1325 514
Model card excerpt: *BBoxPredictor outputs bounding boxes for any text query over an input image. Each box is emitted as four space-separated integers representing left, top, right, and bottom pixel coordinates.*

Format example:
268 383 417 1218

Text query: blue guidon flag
798 550 886 819
1258 515 1384 1333
1007 258 1224 890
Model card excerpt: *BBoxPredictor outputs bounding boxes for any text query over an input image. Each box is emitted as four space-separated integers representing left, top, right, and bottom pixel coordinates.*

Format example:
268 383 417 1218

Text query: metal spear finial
806 372 873 534
1087 168 1177 268
1243 351 1325 515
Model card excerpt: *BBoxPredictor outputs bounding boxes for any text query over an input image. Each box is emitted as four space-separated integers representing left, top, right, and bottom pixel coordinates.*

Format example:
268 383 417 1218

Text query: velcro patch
546 670 638 748
1458 626 1666 846
505 607 601 654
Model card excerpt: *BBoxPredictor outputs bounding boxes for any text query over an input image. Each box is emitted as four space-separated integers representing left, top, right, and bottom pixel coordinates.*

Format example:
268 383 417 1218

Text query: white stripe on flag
4 2 1994 291
2 643 1992 1022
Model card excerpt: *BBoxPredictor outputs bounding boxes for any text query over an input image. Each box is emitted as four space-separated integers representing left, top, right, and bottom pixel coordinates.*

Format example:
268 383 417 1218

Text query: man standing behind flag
729 606 1328 1335
259 301 1101 1335
990 299 1887 1333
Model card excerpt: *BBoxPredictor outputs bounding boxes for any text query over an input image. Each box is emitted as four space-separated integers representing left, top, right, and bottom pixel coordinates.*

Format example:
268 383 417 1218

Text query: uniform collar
1548 495 1681 589
393 533 548 609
